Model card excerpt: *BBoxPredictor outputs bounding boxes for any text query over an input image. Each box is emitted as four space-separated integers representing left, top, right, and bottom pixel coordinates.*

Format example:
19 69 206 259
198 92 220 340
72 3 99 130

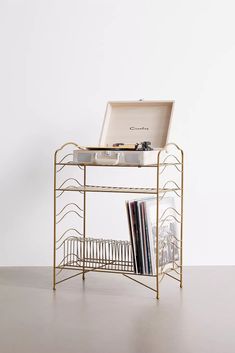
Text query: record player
73 100 174 166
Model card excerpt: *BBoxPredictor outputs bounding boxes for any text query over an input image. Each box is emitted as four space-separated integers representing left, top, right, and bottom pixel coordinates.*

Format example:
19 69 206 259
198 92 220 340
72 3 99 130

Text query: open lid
99 100 174 148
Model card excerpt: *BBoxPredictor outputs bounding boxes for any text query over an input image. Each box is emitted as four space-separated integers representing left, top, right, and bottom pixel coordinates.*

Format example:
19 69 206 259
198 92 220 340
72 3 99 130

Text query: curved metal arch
57 253 80 268
56 203 83 216
58 178 82 189
57 153 73 164
56 228 83 243
165 142 183 152
160 163 182 175
56 236 80 250
55 142 83 156
159 214 181 229
160 189 181 200
160 207 181 219
162 154 181 164
56 164 84 173
54 142 86 170
56 165 66 173
56 210 83 224
158 143 184 167
162 180 180 190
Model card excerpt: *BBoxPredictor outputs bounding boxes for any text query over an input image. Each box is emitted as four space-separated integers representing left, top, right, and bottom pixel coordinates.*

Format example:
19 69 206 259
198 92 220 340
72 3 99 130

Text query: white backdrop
0 0 235 265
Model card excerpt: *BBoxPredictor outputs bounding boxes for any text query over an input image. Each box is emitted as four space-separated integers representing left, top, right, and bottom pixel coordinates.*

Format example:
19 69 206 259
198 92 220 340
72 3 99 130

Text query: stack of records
126 197 179 275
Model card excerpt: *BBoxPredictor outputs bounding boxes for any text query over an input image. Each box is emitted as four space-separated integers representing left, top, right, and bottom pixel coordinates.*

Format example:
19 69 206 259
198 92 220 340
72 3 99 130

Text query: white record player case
73 100 174 166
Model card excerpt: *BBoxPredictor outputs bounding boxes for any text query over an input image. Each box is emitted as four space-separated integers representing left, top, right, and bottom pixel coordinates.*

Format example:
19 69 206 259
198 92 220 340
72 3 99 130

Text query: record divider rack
53 142 184 299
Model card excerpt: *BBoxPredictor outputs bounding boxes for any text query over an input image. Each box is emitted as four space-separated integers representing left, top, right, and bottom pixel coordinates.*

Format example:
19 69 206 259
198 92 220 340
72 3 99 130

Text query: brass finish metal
53 142 184 299
56 265 156 277
123 274 157 293
56 203 83 216
53 151 57 290
56 162 181 168
165 272 181 282
180 149 184 288
82 166 86 280
156 150 160 299
56 185 180 195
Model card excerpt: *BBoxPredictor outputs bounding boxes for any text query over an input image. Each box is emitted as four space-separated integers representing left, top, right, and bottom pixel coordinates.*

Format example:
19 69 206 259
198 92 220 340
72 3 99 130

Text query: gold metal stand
53 142 184 299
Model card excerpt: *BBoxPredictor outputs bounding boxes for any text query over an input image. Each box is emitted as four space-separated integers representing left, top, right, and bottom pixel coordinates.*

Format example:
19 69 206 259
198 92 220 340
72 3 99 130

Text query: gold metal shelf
56 234 181 278
56 161 181 168
53 141 184 299
56 185 181 195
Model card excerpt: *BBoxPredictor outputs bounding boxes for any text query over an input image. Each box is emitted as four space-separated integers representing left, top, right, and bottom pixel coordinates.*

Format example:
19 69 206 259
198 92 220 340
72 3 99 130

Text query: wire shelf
56 185 181 195
56 161 182 168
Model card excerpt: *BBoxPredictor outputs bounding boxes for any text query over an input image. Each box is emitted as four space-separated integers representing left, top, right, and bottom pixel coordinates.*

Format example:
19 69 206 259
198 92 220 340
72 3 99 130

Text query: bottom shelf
56 263 180 277
56 235 181 277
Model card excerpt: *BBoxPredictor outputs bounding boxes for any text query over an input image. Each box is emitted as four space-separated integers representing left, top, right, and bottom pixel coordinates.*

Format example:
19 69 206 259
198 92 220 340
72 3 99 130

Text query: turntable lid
99 100 174 148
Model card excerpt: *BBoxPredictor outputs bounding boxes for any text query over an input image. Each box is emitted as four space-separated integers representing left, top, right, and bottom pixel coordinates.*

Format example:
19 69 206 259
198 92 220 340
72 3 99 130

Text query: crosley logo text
130 127 149 130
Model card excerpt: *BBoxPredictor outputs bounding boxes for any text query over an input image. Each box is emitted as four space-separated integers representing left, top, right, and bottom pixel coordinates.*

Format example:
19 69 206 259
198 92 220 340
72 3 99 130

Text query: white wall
0 0 235 266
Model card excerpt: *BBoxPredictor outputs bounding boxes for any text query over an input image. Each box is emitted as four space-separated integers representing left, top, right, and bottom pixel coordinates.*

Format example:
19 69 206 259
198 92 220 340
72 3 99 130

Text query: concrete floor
0 267 235 353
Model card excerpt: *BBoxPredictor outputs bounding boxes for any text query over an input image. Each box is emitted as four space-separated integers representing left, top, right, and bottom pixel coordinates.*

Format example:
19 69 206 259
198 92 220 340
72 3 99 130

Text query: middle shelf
56 184 181 195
